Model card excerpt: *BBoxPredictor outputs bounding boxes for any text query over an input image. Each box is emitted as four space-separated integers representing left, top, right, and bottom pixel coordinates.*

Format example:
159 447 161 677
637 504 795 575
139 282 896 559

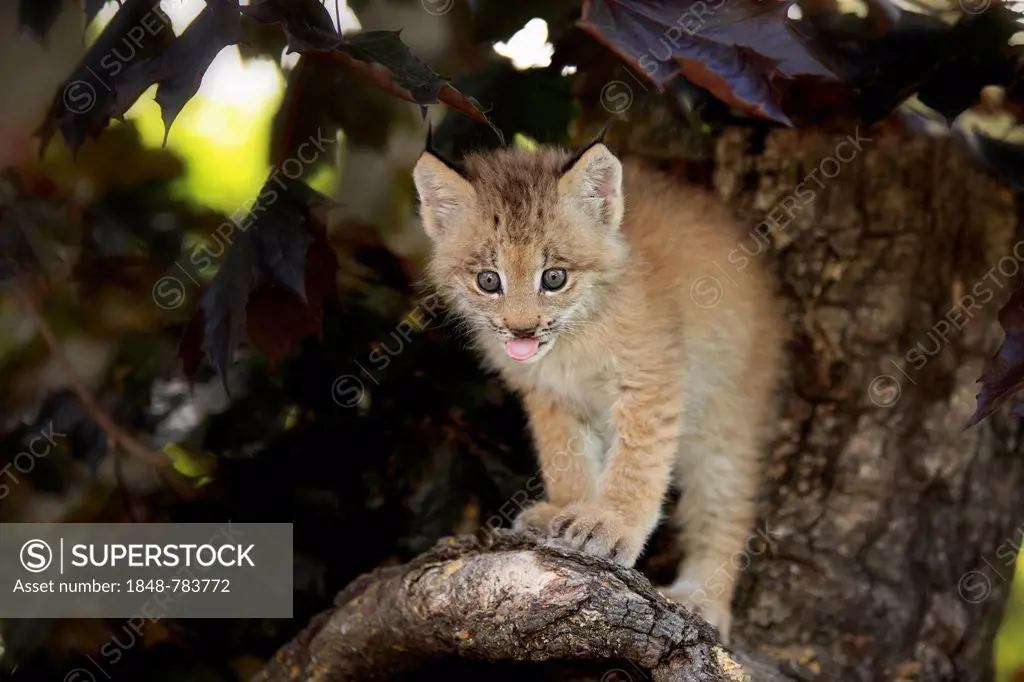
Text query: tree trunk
712 126 1024 681
256 127 1024 681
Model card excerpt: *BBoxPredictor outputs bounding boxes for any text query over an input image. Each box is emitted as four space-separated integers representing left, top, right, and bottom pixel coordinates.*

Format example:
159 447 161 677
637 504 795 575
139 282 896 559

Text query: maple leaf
177 176 339 387
36 0 173 155
332 32 502 143
37 0 500 155
239 0 342 51
578 0 838 124
238 0 502 142
967 281 1024 427
114 0 244 144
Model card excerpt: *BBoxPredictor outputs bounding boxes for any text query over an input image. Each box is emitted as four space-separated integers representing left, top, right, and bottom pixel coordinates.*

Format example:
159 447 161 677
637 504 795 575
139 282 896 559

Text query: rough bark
256 128 1024 682
253 532 751 682
711 127 1024 681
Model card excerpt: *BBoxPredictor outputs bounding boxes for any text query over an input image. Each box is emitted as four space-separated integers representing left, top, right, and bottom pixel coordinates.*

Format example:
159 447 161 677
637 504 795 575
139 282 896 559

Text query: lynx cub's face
414 142 629 363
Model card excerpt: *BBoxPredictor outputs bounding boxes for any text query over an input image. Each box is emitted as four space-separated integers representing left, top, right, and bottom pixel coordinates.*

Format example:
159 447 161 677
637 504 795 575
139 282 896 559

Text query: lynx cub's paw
513 501 562 534
546 503 642 566
660 580 734 646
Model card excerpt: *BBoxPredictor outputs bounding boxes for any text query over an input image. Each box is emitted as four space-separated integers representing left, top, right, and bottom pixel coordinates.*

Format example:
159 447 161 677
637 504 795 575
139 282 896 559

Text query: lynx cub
413 136 783 643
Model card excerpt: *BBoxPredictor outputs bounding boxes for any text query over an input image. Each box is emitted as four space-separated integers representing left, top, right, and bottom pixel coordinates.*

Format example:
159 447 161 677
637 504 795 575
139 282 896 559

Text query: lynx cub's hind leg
661 363 778 645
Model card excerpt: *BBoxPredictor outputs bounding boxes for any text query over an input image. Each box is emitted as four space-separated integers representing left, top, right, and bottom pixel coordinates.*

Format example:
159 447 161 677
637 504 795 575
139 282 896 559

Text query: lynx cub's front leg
546 379 682 567
513 391 600 534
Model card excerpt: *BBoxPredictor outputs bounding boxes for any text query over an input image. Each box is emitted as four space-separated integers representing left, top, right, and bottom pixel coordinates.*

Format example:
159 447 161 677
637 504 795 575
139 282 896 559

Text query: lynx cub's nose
507 324 538 338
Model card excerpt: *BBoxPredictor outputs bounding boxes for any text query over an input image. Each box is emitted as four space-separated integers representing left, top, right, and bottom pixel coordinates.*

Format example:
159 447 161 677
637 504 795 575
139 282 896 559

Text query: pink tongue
506 338 540 360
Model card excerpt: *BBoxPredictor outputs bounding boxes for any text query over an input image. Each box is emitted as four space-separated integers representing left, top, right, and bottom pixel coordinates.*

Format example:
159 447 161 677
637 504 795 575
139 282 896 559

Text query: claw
545 504 641 566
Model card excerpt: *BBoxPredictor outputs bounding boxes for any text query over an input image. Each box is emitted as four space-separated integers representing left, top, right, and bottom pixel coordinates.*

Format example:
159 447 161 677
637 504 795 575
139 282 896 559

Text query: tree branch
253 531 754 682
14 283 171 470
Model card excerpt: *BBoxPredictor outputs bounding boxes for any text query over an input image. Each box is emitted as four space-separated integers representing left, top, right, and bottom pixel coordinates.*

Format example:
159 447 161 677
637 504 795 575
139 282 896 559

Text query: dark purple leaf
332 34 504 142
239 0 341 51
198 224 261 385
340 31 449 105
678 42 792 125
234 0 501 140
113 0 243 143
579 0 838 124
36 0 171 155
626 0 833 78
965 188 1024 428
967 281 1024 427
180 176 338 385
256 202 313 302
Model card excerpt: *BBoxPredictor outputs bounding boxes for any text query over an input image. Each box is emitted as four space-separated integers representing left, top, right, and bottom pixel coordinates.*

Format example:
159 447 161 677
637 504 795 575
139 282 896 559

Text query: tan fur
413 142 784 644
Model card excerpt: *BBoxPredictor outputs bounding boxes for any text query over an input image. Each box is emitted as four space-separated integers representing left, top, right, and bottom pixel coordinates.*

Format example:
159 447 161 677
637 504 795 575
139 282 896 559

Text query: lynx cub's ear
557 142 624 231
413 152 475 240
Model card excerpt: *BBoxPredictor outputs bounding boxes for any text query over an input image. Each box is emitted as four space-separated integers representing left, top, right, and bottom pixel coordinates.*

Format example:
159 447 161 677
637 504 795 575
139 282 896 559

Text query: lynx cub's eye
476 270 502 293
541 268 567 292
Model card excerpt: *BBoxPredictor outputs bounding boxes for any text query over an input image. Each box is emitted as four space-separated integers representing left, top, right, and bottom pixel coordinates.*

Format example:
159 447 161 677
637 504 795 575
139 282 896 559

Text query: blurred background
1 0 1024 680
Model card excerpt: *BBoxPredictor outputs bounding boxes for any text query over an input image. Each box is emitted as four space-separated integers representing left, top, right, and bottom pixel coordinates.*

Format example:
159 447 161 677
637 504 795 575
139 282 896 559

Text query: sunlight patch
493 18 553 70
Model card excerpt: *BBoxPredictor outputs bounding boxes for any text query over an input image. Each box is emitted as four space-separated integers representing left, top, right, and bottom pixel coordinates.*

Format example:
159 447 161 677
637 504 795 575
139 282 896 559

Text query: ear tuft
558 142 624 230
413 152 475 240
